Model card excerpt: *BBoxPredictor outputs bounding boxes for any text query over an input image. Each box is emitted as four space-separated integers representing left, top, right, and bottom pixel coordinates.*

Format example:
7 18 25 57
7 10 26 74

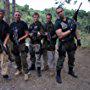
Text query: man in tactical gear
55 7 81 84
0 9 10 80
29 12 44 77
10 11 29 81
43 13 57 76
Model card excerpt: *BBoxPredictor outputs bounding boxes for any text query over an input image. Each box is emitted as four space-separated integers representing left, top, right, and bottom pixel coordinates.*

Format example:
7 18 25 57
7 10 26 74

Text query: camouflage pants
13 43 28 74
29 43 41 68
0 52 9 75
29 43 36 65
56 41 76 71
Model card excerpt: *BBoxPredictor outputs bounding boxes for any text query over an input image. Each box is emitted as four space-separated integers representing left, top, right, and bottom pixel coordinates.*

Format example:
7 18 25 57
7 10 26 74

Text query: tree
4 0 10 24
12 0 15 21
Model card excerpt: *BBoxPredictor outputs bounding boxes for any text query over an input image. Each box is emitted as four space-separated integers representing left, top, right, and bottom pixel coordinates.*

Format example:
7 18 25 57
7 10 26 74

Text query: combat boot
29 64 35 71
56 70 62 84
37 67 42 77
68 67 77 78
24 74 29 81
15 70 22 76
3 75 11 80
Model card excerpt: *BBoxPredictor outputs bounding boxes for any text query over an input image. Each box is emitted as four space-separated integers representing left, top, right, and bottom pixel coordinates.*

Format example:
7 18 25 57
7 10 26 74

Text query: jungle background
0 0 90 47
0 0 90 90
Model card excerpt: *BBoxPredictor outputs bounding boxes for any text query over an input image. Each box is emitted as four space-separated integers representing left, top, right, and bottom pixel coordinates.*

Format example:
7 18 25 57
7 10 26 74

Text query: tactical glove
77 39 81 46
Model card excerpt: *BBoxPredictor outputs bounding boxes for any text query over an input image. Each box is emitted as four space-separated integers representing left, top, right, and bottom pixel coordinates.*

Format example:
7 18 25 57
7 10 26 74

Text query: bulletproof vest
45 22 56 50
60 18 76 42
45 22 54 31
30 21 42 32
30 21 43 43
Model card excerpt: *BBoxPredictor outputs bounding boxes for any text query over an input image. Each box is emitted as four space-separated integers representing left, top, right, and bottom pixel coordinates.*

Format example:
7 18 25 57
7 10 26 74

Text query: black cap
0 9 5 13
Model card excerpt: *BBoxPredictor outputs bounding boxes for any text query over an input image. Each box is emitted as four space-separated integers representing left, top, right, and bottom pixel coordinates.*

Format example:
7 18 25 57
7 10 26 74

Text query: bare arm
4 34 9 46
56 29 71 40
18 31 29 42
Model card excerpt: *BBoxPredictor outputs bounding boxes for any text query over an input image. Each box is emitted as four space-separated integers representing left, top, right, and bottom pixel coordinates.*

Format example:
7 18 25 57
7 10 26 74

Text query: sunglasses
15 14 20 16
57 10 63 14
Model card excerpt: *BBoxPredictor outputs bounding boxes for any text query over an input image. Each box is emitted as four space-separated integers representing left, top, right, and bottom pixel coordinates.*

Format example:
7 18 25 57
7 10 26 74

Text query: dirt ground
0 47 90 90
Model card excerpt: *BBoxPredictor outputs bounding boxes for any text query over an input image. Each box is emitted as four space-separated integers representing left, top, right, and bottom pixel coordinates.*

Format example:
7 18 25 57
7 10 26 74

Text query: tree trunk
4 0 10 24
12 0 15 21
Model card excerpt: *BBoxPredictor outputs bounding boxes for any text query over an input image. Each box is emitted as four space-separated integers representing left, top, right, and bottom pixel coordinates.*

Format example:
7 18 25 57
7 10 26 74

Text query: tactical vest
44 22 56 50
60 17 76 42
29 21 43 44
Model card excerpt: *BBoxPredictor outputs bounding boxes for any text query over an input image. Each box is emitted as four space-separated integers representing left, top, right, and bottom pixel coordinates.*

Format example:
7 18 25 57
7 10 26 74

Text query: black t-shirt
0 20 10 42
54 17 76 42
10 20 28 44
29 21 44 44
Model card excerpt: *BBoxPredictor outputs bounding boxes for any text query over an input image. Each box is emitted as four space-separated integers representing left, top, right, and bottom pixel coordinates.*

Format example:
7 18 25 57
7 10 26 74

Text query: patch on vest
61 22 67 30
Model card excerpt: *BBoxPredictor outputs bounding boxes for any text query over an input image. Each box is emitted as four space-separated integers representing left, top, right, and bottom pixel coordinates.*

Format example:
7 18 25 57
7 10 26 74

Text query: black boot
29 64 35 71
56 70 62 84
68 67 77 78
3 75 11 80
37 67 41 77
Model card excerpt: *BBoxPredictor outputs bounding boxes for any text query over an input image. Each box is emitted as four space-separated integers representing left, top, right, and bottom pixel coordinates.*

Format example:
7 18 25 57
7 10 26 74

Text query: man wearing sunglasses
10 11 29 81
55 7 79 83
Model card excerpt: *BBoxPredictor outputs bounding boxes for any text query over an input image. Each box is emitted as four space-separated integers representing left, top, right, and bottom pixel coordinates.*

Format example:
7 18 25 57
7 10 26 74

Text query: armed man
55 6 81 84
43 13 57 76
0 9 10 80
10 11 29 81
28 12 44 77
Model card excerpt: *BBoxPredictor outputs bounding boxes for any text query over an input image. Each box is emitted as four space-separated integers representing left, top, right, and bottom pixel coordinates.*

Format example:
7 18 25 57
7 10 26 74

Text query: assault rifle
68 2 82 30
0 39 14 62
13 27 19 46
13 27 21 56
73 2 82 22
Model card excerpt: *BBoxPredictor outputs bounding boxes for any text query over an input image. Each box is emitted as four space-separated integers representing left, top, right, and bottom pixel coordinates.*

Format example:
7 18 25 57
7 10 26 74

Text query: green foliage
0 1 90 47
0 1 89 32
0 1 4 8
80 32 90 47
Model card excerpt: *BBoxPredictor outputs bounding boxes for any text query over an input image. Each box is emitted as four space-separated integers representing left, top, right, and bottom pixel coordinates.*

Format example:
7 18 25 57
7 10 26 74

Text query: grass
80 32 90 47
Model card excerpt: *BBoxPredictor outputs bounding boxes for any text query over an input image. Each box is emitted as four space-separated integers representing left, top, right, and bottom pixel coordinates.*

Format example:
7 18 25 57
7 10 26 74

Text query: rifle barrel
78 2 82 10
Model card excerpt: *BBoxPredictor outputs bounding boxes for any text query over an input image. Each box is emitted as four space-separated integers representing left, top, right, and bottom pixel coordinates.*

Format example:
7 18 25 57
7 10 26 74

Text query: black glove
77 39 81 46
